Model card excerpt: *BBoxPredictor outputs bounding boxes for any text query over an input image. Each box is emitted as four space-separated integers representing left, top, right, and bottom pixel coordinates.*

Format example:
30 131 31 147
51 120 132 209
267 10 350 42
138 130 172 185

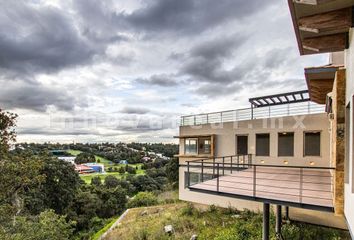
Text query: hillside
102 203 350 240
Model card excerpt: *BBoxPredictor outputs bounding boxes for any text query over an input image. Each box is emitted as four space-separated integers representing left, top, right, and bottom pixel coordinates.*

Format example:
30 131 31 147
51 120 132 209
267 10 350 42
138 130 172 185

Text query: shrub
127 192 158 208
181 203 196 216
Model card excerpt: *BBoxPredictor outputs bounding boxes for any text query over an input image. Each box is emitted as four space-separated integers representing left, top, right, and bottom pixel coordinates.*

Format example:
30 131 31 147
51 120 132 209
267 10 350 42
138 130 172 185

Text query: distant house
119 160 128 165
83 163 105 173
75 164 95 174
142 156 151 162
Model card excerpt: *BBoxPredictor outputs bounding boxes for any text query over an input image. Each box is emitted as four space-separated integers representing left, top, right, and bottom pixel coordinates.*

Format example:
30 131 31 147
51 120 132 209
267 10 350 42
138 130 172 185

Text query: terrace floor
189 167 333 210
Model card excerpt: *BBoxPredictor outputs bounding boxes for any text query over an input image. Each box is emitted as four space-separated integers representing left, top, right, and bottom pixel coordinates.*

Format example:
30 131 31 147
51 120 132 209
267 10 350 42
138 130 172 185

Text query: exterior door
236 135 248 155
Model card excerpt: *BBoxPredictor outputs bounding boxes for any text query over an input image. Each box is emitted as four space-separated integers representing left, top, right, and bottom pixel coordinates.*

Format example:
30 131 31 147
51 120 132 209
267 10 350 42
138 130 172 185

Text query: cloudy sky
0 0 328 143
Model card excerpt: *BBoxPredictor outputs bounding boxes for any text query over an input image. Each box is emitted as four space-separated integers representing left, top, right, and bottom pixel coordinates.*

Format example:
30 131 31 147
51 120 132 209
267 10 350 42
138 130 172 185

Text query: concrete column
263 203 270 240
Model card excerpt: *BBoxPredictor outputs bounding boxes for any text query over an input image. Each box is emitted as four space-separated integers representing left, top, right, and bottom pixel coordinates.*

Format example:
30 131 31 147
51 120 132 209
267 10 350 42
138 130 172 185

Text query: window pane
185 139 197 154
256 134 270 156
237 135 248 155
199 138 211 154
278 132 294 156
304 132 321 156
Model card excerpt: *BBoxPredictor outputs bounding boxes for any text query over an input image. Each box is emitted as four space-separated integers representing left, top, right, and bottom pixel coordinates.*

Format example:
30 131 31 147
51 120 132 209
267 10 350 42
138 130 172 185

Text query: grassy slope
102 203 350 240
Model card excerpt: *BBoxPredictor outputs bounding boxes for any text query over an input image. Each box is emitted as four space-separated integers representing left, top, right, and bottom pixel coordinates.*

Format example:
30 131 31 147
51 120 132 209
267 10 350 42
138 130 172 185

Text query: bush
127 192 158 208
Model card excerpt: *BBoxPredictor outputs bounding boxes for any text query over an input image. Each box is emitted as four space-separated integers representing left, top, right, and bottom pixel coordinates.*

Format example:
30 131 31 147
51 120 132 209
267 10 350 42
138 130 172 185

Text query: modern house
176 0 354 239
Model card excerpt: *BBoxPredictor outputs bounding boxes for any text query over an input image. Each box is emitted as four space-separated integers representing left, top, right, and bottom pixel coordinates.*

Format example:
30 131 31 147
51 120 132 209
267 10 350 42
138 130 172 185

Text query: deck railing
185 155 335 210
180 102 325 126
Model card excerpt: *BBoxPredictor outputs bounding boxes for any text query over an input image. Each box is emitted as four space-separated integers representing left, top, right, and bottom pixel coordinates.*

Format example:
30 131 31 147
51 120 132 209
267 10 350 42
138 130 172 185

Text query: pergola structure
249 90 311 119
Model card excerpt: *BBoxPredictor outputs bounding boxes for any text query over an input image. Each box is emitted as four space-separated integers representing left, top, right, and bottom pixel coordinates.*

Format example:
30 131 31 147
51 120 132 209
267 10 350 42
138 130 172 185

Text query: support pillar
263 203 270 240
276 205 282 236
285 206 289 220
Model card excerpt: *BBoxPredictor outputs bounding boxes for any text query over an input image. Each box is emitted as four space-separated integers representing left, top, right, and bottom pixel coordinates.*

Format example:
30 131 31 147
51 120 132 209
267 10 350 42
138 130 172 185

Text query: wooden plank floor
191 167 333 208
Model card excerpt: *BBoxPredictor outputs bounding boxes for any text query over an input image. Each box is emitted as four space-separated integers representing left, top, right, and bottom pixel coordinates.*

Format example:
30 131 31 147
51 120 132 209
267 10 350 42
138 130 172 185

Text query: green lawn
80 164 145 184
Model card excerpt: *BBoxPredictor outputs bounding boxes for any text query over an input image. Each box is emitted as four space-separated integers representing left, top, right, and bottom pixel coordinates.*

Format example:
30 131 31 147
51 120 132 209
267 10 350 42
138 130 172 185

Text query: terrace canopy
288 0 354 55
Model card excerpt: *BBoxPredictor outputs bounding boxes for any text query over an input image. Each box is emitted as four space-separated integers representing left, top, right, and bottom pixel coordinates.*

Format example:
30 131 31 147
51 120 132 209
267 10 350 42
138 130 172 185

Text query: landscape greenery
0 109 179 239
105 203 351 240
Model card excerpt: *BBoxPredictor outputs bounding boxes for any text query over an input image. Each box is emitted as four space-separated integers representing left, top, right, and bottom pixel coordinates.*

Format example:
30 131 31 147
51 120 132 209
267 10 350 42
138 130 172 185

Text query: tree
104 176 120 188
126 165 136 174
165 158 179 184
75 152 95 164
91 176 102 186
0 210 74 240
24 157 81 215
0 109 17 154
118 166 125 174
0 111 44 225
127 192 157 208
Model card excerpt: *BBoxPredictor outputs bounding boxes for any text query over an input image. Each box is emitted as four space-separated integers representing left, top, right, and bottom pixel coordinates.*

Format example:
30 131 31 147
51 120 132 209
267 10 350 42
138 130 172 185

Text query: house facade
176 0 354 239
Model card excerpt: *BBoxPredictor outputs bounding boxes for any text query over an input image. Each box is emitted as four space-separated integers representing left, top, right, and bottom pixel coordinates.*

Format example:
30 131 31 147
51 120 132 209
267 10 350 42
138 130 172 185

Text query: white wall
344 27 354 237
179 113 330 167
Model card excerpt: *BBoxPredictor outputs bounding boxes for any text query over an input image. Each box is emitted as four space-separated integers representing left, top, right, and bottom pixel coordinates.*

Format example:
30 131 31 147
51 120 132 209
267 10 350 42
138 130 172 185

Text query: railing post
243 155 245 168
307 101 310 114
231 156 233 174
253 165 257 197
300 168 303 204
220 112 223 123
201 160 204 182
206 114 209 124
194 115 196 125
237 155 239 169
268 106 271 118
222 157 225 175
287 104 290 116
187 161 190 187
217 163 220 192
213 157 215 177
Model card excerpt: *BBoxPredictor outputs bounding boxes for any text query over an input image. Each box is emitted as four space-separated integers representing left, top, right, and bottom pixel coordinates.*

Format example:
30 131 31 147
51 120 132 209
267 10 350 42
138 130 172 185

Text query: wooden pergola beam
298 8 352 34
303 33 347 53
294 0 336 5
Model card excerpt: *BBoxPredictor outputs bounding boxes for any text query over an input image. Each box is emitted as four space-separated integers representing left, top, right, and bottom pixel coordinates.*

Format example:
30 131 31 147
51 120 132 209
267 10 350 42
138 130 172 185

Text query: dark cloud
0 80 87 112
0 2 99 78
120 0 275 35
120 107 151 115
135 74 180 87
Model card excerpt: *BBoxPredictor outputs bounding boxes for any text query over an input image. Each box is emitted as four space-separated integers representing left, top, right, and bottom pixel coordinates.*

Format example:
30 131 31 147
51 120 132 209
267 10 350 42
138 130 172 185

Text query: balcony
180 90 325 126
186 155 335 212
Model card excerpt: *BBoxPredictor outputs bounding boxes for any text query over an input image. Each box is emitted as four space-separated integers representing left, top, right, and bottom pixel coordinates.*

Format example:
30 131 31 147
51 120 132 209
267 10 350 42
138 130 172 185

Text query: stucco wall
179 113 330 167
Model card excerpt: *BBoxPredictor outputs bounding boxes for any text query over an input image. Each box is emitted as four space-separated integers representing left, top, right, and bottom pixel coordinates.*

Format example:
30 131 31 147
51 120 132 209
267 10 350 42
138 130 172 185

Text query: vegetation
127 142 178 158
104 203 351 240
0 109 179 239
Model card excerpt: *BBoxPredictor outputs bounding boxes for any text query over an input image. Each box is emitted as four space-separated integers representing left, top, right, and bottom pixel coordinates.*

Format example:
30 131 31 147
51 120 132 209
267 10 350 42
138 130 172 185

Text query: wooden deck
190 167 333 209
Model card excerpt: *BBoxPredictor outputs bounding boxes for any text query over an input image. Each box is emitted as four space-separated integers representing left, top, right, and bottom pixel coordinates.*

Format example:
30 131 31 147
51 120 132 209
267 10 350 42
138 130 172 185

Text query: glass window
304 132 321 156
278 132 294 156
256 134 270 156
199 138 211 154
185 138 197 155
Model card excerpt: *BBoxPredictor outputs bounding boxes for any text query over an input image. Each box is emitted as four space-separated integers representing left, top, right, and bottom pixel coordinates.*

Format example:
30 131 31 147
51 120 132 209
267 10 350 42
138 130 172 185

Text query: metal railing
180 102 325 126
185 155 335 209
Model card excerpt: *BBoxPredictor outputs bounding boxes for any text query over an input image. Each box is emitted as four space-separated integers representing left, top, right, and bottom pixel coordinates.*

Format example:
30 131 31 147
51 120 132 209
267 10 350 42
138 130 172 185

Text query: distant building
142 156 151 162
119 160 128 165
75 164 95 174
83 163 105 173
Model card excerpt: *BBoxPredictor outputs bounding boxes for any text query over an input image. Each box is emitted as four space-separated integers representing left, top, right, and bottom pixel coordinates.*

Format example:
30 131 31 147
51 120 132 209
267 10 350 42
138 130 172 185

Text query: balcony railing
185 155 335 211
180 102 325 126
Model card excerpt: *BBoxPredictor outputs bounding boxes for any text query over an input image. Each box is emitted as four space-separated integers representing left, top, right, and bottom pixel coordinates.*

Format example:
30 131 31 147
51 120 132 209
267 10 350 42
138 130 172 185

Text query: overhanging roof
288 0 354 55
249 90 310 108
305 65 342 104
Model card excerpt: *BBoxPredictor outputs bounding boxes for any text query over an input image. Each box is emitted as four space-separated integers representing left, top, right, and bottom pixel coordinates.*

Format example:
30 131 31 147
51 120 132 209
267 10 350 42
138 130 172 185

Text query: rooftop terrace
180 90 325 126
